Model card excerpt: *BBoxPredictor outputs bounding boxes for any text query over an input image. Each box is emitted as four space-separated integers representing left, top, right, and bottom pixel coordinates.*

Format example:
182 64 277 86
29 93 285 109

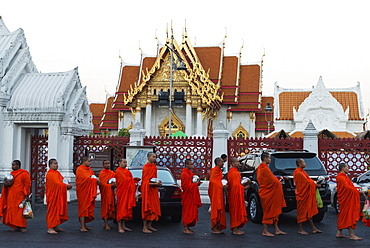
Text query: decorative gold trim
158 112 185 137
127 121 133 130
123 30 223 119
232 122 249 138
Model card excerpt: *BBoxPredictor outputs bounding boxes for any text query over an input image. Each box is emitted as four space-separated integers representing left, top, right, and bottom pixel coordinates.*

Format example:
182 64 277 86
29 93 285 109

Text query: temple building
269 77 365 138
93 28 270 138
0 17 92 181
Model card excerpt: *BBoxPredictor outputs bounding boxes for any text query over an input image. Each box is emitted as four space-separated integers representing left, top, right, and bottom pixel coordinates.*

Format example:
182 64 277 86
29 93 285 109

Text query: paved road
1 202 369 248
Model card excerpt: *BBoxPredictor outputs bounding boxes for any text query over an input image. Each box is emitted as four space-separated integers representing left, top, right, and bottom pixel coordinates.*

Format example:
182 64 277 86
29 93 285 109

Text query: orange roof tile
278 91 361 120
194 47 221 81
101 97 118 130
89 103 105 134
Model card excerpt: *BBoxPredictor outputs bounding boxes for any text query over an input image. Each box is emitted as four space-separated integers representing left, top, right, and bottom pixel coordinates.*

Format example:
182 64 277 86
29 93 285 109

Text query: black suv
239 150 331 223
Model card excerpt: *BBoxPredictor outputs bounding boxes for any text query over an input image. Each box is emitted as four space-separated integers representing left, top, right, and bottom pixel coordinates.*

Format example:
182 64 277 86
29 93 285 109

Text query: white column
145 102 152 136
196 107 202 135
303 120 318 154
135 107 141 124
212 121 229 169
0 108 4 170
0 121 15 176
185 102 192 136
47 121 60 159
59 134 76 201
249 112 256 137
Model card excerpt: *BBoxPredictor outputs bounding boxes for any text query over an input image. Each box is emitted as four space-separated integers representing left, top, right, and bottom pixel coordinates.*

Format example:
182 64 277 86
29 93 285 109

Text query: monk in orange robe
141 152 162 233
76 156 99 232
293 158 322 235
336 162 362 241
228 157 248 235
181 159 202 234
45 158 73 234
256 152 286 237
208 157 227 234
98 160 115 230
115 158 139 233
1 160 31 232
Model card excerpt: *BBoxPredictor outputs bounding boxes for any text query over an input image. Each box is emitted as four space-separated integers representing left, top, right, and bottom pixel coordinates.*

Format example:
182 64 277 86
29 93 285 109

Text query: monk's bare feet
104 225 112 230
350 235 362 241
54 227 64 232
84 225 92 230
80 228 89 232
148 226 157 232
312 229 322 234
298 230 309 235
118 229 125 233
184 229 194 234
11 227 21 232
336 234 348 238
20 228 27 233
47 229 58 234
232 229 244 235
142 228 152 234
262 231 275 237
212 228 224 235
123 227 132 231
275 230 287 235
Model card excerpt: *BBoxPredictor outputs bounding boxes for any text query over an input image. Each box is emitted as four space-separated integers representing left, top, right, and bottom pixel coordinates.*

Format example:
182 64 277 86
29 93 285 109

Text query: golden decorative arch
232 122 249 138
159 112 185 137
126 121 134 130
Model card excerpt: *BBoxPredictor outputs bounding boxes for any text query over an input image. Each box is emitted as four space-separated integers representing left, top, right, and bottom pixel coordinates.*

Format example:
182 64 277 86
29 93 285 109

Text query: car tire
171 214 182 223
248 193 263 224
312 211 325 222
333 193 339 213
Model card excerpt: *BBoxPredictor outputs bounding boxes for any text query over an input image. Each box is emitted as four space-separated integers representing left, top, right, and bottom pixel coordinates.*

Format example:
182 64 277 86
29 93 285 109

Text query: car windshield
272 157 323 170
130 168 176 184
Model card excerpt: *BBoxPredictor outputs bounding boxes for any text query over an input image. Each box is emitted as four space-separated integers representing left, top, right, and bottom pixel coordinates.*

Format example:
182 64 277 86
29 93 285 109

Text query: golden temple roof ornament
123 27 223 118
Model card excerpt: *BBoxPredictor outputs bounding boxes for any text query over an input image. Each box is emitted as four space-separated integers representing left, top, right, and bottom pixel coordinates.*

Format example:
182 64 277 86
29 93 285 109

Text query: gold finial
166 23 168 39
184 19 187 38
240 39 244 56
171 20 174 38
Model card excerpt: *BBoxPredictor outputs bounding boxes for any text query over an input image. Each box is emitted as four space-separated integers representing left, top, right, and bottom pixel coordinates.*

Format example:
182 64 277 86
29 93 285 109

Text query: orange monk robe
337 172 360 230
141 163 161 221
208 166 226 230
227 167 248 229
181 168 202 227
45 169 68 229
115 167 136 221
99 168 115 220
1 169 31 228
76 165 97 223
293 167 318 223
256 163 286 225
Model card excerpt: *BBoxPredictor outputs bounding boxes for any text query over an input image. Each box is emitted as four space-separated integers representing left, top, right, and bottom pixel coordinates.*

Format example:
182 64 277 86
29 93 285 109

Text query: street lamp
264 102 273 134
165 39 187 137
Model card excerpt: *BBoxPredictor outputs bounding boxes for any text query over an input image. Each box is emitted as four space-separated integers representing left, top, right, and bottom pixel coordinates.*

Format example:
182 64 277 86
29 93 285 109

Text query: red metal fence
30 135 48 199
228 137 304 158
319 138 370 181
73 136 130 174
144 136 213 179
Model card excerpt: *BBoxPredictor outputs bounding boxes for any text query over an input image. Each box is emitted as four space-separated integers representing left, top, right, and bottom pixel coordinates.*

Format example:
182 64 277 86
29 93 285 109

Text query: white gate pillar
212 121 229 170
303 120 318 154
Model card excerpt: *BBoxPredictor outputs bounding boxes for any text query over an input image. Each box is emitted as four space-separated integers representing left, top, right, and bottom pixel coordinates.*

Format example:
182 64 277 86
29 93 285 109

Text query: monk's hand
3 181 11 187
66 184 73 190
157 181 162 187
244 185 250 190
223 184 229 190
316 183 321 189
197 180 203 186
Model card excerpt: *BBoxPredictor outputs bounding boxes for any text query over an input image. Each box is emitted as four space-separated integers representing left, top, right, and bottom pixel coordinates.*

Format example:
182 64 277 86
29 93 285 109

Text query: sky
2 0 370 115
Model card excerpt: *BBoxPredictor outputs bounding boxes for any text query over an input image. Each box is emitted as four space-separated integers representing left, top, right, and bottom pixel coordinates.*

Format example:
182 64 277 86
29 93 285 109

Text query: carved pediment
293 77 348 131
